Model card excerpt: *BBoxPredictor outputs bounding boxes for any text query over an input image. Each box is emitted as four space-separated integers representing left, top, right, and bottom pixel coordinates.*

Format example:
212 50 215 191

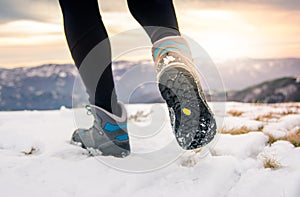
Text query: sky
0 0 299 68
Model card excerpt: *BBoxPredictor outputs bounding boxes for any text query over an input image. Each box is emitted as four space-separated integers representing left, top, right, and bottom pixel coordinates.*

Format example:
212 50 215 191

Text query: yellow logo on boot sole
182 108 191 116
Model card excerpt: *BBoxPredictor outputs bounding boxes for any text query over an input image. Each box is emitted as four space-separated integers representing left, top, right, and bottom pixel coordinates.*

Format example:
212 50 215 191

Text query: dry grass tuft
227 110 244 117
280 128 300 147
255 113 278 121
265 128 300 147
220 126 251 135
220 125 264 135
281 110 298 116
273 103 300 109
266 133 278 144
255 110 298 122
263 156 282 169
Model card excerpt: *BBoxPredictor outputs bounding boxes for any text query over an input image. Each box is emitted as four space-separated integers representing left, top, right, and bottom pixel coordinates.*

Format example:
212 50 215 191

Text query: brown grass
255 112 279 121
281 110 299 116
272 103 300 109
220 126 250 135
265 128 300 147
265 133 278 144
255 110 298 122
220 126 263 135
263 156 282 169
252 103 300 109
280 128 300 147
227 110 244 117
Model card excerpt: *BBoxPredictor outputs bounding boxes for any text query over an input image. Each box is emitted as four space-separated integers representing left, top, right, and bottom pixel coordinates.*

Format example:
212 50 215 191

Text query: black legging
59 0 180 114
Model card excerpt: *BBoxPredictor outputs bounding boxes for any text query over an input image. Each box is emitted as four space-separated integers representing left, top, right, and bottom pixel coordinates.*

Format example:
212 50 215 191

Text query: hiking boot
152 36 217 150
71 102 130 157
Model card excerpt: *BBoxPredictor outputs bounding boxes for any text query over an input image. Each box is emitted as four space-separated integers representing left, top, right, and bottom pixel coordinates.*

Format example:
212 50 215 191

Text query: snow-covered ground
0 102 300 197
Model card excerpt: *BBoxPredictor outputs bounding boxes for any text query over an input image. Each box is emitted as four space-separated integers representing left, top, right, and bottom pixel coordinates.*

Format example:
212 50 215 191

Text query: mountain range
0 58 299 110
227 77 300 103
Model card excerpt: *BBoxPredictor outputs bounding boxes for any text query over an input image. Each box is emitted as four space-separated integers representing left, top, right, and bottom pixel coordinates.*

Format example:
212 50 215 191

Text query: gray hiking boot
152 36 217 150
71 102 130 158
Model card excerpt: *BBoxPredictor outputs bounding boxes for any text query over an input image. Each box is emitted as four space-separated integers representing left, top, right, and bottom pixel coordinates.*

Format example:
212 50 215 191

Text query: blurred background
0 0 299 110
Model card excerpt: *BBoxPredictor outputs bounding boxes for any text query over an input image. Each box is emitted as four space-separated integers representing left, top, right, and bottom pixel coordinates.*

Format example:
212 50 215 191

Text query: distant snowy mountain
228 77 300 103
0 61 163 110
0 64 78 110
0 58 299 110
217 58 300 90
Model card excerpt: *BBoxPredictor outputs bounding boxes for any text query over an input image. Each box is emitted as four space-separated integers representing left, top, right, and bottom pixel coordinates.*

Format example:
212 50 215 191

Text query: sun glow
0 4 299 68
177 8 300 61
0 20 62 46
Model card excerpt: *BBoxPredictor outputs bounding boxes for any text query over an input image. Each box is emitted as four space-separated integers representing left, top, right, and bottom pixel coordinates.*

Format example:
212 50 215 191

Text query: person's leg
59 0 130 157
58 0 118 114
128 0 217 150
127 0 180 43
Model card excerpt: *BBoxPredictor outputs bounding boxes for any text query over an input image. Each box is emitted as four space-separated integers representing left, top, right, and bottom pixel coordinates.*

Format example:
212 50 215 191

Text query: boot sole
158 66 216 150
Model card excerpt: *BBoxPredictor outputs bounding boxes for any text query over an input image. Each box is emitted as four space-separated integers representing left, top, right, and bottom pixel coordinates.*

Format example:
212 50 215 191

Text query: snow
0 102 300 197
229 140 300 197
221 117 264 131
211 132 268 159
263 114 300 138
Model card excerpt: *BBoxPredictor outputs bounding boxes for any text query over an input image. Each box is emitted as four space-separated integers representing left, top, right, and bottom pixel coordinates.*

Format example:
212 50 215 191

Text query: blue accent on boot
104 122 127 132
159 47 179 58
115 134 129 141
154 41 189 60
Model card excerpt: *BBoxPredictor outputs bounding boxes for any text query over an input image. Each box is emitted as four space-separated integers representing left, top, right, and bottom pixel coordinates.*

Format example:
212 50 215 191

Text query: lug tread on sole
158 67 216 150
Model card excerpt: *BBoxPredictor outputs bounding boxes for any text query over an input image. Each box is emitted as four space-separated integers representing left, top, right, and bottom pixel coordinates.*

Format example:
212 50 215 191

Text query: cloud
0 0 31 22
174 0 300 10
0 0 299 67
0 0 127 24
0 0 60 24
1 0 300 25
